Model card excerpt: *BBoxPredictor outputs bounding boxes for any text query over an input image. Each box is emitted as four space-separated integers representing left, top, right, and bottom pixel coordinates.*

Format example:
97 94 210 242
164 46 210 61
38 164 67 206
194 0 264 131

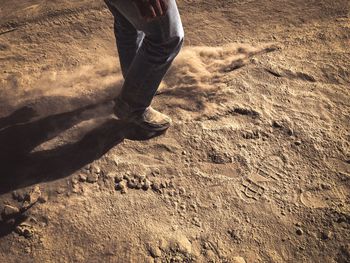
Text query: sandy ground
0 0 349 262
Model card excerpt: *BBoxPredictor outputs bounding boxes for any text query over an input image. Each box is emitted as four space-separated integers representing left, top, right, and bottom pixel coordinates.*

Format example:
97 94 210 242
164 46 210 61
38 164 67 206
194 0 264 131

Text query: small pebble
142 180 151 191
151 169 160 177
79 174 87 182
12 191 26 202
2 205 20 218
294 140 302 146
127 179 137 189
321 231 332 240
138 175 146 181
87 173 98 183
71 177 79 185
149 245 162 258
15 223 34 239
91 165 101 174
38 194 48 203
152 182 160 192
192 217 201 227
116 181 127 194
114 174 123 183
178 187 186 195
28 186 41 204
296 228 303 236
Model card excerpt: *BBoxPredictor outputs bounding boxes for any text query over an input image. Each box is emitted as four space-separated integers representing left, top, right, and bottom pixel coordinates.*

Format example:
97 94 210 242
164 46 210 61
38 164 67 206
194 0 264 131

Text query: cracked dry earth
0 0 349 262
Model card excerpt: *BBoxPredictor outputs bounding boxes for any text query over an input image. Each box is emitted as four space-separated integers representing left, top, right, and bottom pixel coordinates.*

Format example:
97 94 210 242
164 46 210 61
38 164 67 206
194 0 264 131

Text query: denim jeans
105 0 184 112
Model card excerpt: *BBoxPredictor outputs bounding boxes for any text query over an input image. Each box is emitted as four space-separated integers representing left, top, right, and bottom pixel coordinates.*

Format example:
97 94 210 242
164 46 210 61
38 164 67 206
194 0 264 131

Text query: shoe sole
114 105 171 132
131 120 171 132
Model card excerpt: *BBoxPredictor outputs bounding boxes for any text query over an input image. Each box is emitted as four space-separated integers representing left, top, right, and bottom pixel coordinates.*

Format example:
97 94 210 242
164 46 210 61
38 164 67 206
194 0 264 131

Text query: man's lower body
105 0 184 131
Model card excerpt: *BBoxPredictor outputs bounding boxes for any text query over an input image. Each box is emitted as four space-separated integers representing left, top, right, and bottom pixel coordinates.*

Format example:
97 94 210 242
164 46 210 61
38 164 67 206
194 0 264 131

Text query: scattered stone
2 205 20 218
91 164 101 174
72 184 83 194
242 130 260 140
294 140 302 146
203 242 210 250
205 250 216 260
15 223 34 238
12 191 26 202
272 120 283 128
232 256 246 263
24 247 31 254
178 187 186 195
112 157 119 166
149 245 162 258
321 231 333 240
29 186 41 204
87 173 98 183
56 187 65 194
208 151 232 164
123 174 130 181
79 174 87 182
151 169 160 177
135 182 143 190
138 175 146 181
114 174 123 183
71 176 79 185
152 182 160 192
296 228 303 236
174 234 192 254
143 180 151 191
192 217 201 227
127 179 137 189
116 181 127 194
38 193 48 204
22 186 41 208
321 183 332 190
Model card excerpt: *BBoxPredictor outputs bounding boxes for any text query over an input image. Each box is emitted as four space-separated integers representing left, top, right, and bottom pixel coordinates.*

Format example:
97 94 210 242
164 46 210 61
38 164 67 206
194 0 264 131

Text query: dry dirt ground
0 0 349 262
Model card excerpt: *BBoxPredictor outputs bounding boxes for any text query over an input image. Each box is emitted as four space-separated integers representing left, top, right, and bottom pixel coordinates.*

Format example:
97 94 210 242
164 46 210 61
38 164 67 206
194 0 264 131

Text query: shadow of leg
0 118 125 194
0 106 38 130
0 101 112 160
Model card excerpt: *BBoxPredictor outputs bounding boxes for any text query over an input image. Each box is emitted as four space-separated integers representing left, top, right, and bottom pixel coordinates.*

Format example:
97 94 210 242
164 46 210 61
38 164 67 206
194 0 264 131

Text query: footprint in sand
238 154 287 202
239 178 265 202
257 154 287 181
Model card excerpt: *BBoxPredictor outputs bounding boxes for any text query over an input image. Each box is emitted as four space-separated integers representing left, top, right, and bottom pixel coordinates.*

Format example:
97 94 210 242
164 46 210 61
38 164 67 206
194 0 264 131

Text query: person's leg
107 0 184 112
104 0 145 78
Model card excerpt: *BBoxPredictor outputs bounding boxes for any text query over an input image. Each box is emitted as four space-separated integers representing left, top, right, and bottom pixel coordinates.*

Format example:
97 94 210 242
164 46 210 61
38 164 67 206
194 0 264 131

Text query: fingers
159 0 168 14
151 0 163 16
148 4 157 19
134 0 168 20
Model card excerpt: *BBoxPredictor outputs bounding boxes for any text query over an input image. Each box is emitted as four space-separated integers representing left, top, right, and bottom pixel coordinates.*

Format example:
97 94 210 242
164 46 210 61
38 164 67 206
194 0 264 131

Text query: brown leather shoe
114 99 172 132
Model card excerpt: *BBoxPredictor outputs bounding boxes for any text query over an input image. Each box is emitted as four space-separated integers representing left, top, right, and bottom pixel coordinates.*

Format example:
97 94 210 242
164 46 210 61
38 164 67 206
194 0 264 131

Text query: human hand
132 0 169 20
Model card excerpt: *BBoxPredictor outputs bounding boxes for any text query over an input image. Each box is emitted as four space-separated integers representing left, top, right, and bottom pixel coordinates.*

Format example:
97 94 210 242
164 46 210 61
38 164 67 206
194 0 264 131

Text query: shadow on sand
0 101 164 196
